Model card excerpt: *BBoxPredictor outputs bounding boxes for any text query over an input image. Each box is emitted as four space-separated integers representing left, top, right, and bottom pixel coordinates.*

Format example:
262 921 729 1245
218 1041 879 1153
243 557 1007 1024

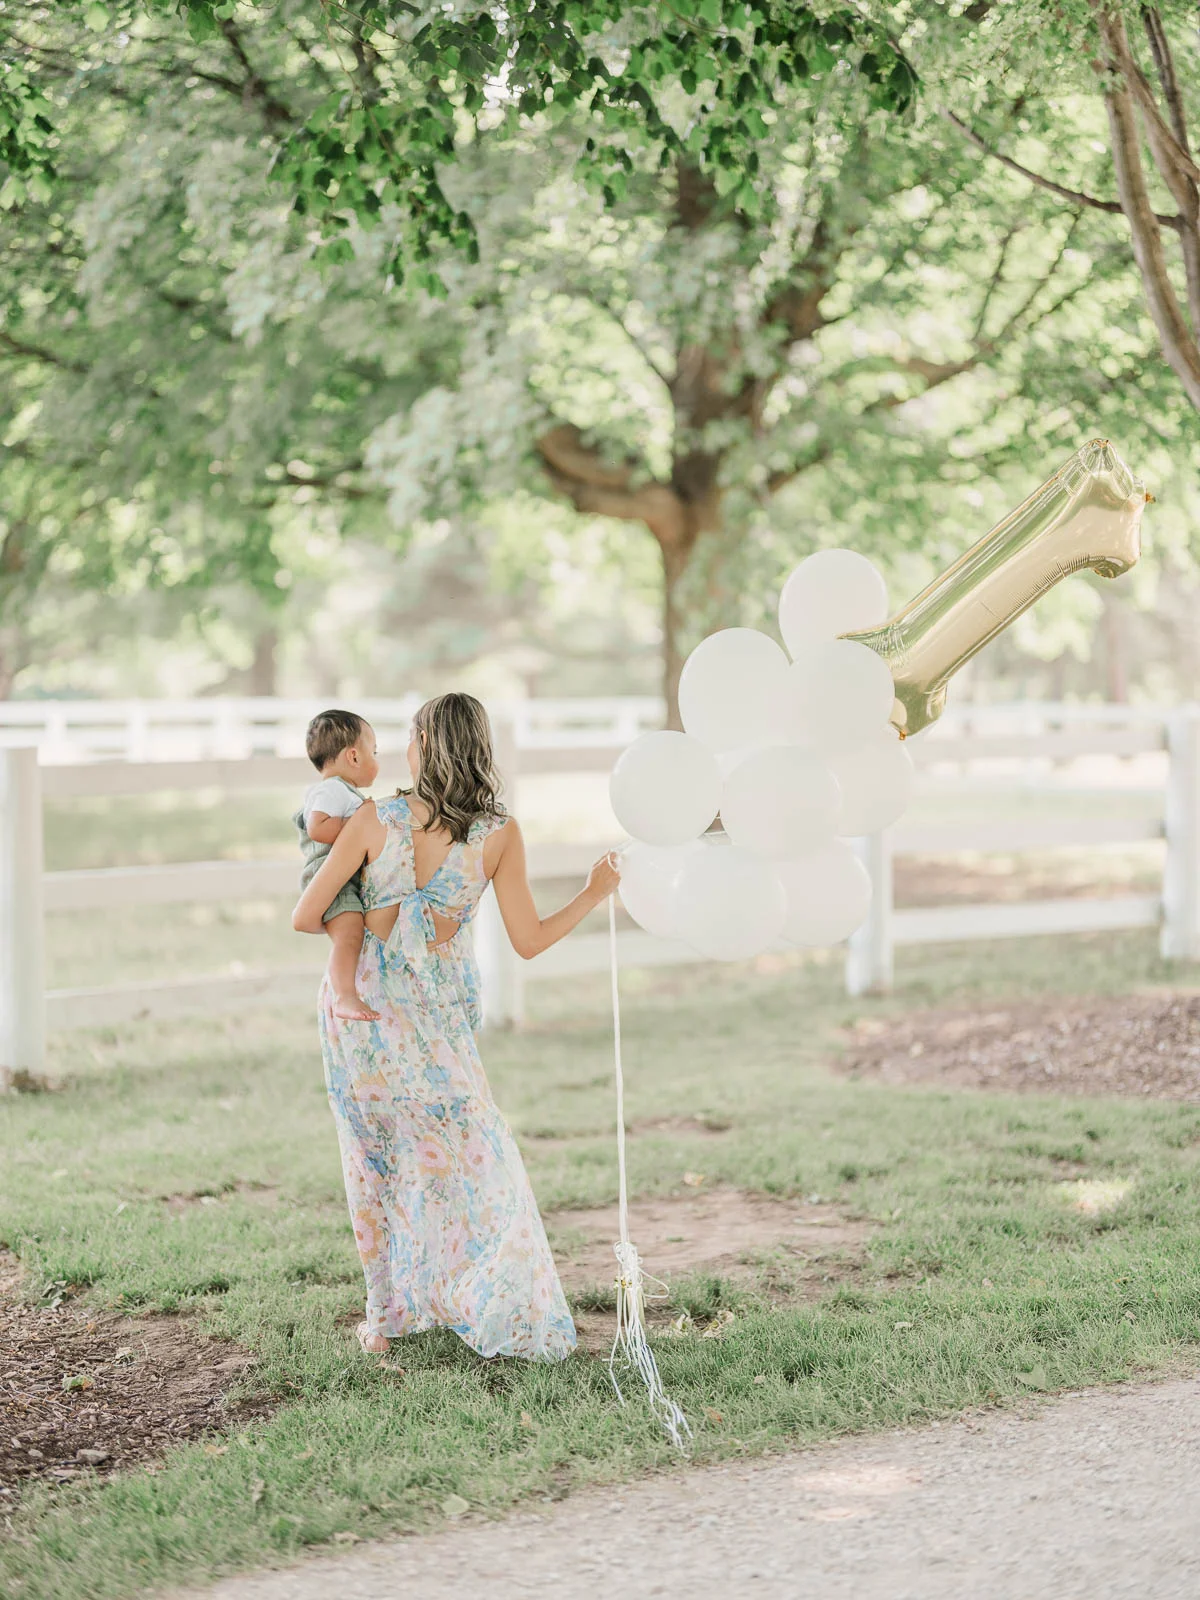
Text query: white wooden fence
0 696 662 763
0 697 1195 1077
847 704 1183 992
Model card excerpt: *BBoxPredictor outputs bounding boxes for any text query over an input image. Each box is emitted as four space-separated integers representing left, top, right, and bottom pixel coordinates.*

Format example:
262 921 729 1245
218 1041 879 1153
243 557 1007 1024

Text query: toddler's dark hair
305 709 368 772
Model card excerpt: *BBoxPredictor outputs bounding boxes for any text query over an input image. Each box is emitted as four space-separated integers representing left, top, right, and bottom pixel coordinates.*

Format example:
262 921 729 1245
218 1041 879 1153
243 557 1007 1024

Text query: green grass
3 927 1200 1598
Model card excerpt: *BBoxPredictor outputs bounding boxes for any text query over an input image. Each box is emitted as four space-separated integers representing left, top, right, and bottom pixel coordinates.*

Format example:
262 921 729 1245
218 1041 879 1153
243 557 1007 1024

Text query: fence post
1161 705 1200 960
0 747 46 1083
477 713 525 1029
845 829 894 996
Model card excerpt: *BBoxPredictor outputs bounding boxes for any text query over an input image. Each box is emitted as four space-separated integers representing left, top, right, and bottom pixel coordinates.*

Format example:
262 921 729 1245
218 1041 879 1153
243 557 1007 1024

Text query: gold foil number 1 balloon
843 440 1150 737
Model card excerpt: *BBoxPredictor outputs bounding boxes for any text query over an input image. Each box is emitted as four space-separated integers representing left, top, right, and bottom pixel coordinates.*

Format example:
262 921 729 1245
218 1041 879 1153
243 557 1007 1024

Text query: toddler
294 708 379 1021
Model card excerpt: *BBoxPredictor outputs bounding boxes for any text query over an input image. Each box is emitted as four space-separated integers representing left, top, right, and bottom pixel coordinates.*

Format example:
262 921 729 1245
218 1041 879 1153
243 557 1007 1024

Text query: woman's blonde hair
405 692 505 843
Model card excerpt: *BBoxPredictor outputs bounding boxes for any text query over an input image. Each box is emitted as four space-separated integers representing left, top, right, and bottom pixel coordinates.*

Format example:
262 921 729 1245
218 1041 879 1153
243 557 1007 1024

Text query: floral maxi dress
318 794 576 1361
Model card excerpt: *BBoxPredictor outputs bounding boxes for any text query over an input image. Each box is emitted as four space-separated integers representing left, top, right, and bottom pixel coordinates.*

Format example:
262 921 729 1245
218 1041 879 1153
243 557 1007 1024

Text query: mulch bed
0 1251 269 1502
838 992 1200 1101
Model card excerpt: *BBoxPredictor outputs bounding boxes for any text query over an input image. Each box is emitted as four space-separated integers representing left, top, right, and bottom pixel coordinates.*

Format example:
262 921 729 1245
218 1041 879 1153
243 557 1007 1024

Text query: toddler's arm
307 811 347 846
293 806 375 933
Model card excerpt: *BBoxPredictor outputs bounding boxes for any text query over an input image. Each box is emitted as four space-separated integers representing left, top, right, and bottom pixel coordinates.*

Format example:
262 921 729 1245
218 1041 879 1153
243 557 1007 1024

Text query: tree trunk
1102 593 1129 703
661 542 690 729
0 617 25 701
659 487 724 728
249 624 278 697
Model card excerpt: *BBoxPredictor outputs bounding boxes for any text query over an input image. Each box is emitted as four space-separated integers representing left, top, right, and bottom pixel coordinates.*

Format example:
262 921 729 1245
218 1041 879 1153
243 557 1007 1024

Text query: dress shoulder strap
467 808 509 845
375 793 411 829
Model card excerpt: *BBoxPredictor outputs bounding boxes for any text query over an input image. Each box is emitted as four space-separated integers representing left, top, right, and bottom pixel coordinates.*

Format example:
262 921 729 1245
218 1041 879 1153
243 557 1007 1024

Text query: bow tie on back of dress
384 858 471 976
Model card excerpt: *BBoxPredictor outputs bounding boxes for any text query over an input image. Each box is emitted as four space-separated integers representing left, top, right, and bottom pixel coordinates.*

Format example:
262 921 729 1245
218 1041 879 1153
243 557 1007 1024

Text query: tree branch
765 440 831 495
761 203 854 347
0 330 89 375
944 110 1182 231
993 210 1083 343
535 424 687 548
1136 7 1200 329
1107 14 1200 189
1142 8 1191 153
218 18 295 128
972 222 1022 342
1095 8 1200 408
282 463 376 500
565 287 670 385
767 219 1087 497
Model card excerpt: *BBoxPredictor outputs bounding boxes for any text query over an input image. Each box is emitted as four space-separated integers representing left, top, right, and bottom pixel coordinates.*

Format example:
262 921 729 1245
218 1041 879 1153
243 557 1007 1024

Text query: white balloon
788 638 896 754
672 841 787 962
778 549 889 653
777 842 873 946
828 734 915 836
618 840 703 938
720 745 842 860
678 628 792 753
610 731 721 846
716 744 759 779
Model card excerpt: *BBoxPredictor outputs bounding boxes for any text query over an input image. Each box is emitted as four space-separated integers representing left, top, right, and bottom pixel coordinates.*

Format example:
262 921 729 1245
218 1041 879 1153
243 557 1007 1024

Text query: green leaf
84 2 110 30
809 40 834 74
734 180 759 215
186 9 220 42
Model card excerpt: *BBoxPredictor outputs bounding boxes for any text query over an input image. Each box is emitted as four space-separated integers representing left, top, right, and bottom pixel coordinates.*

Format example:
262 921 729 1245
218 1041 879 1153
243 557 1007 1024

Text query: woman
293 692 619 1361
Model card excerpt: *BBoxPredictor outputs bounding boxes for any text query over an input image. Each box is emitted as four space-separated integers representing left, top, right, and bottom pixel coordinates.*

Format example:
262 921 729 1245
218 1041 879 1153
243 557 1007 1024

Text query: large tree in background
367 82 1169 719
1 1 1196 711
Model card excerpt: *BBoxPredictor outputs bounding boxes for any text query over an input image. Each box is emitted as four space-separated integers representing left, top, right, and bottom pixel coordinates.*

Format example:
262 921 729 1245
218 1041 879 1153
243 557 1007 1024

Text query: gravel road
176 1375 1200 1600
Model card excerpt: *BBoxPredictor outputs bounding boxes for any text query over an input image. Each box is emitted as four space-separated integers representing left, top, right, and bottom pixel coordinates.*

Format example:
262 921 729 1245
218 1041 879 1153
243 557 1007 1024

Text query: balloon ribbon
606 894 691 1450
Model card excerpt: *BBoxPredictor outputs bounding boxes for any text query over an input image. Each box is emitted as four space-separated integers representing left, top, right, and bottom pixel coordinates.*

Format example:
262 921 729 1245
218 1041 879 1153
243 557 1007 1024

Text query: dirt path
174 1374 1200 1600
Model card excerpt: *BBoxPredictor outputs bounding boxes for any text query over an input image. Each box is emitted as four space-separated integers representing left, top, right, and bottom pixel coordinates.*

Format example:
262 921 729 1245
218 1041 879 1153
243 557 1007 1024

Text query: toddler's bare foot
356 1321 389 1355
333 992 380 1022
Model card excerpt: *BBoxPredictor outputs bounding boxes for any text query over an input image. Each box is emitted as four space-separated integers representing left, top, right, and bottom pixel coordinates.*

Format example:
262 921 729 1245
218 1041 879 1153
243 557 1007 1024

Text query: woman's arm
487 818 620 960
292 805 378 933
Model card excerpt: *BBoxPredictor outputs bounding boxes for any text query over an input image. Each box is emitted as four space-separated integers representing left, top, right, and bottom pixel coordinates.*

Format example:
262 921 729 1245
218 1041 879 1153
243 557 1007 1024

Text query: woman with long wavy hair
294 692 619 1360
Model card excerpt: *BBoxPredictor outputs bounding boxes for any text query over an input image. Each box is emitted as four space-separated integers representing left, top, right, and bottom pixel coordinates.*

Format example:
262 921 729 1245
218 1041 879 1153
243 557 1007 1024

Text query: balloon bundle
597 440 1150 1444
612 549 916 962
600 551 912 1448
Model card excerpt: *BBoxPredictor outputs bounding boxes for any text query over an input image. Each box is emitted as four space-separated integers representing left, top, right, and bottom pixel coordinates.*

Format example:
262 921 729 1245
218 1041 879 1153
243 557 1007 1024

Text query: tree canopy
3 2 916 290
1 1 1199 709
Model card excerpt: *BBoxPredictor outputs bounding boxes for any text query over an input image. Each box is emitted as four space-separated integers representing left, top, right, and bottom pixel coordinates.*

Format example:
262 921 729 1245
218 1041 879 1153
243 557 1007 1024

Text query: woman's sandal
355 1320 389 1356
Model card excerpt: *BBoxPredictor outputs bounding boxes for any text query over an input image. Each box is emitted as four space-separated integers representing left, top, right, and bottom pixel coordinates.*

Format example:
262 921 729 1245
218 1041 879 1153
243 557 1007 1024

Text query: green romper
294 775 366 923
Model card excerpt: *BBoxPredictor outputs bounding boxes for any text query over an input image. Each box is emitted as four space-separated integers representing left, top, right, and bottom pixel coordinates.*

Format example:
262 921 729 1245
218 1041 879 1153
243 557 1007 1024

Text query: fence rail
1 697 1196 1075
0 696 664 764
